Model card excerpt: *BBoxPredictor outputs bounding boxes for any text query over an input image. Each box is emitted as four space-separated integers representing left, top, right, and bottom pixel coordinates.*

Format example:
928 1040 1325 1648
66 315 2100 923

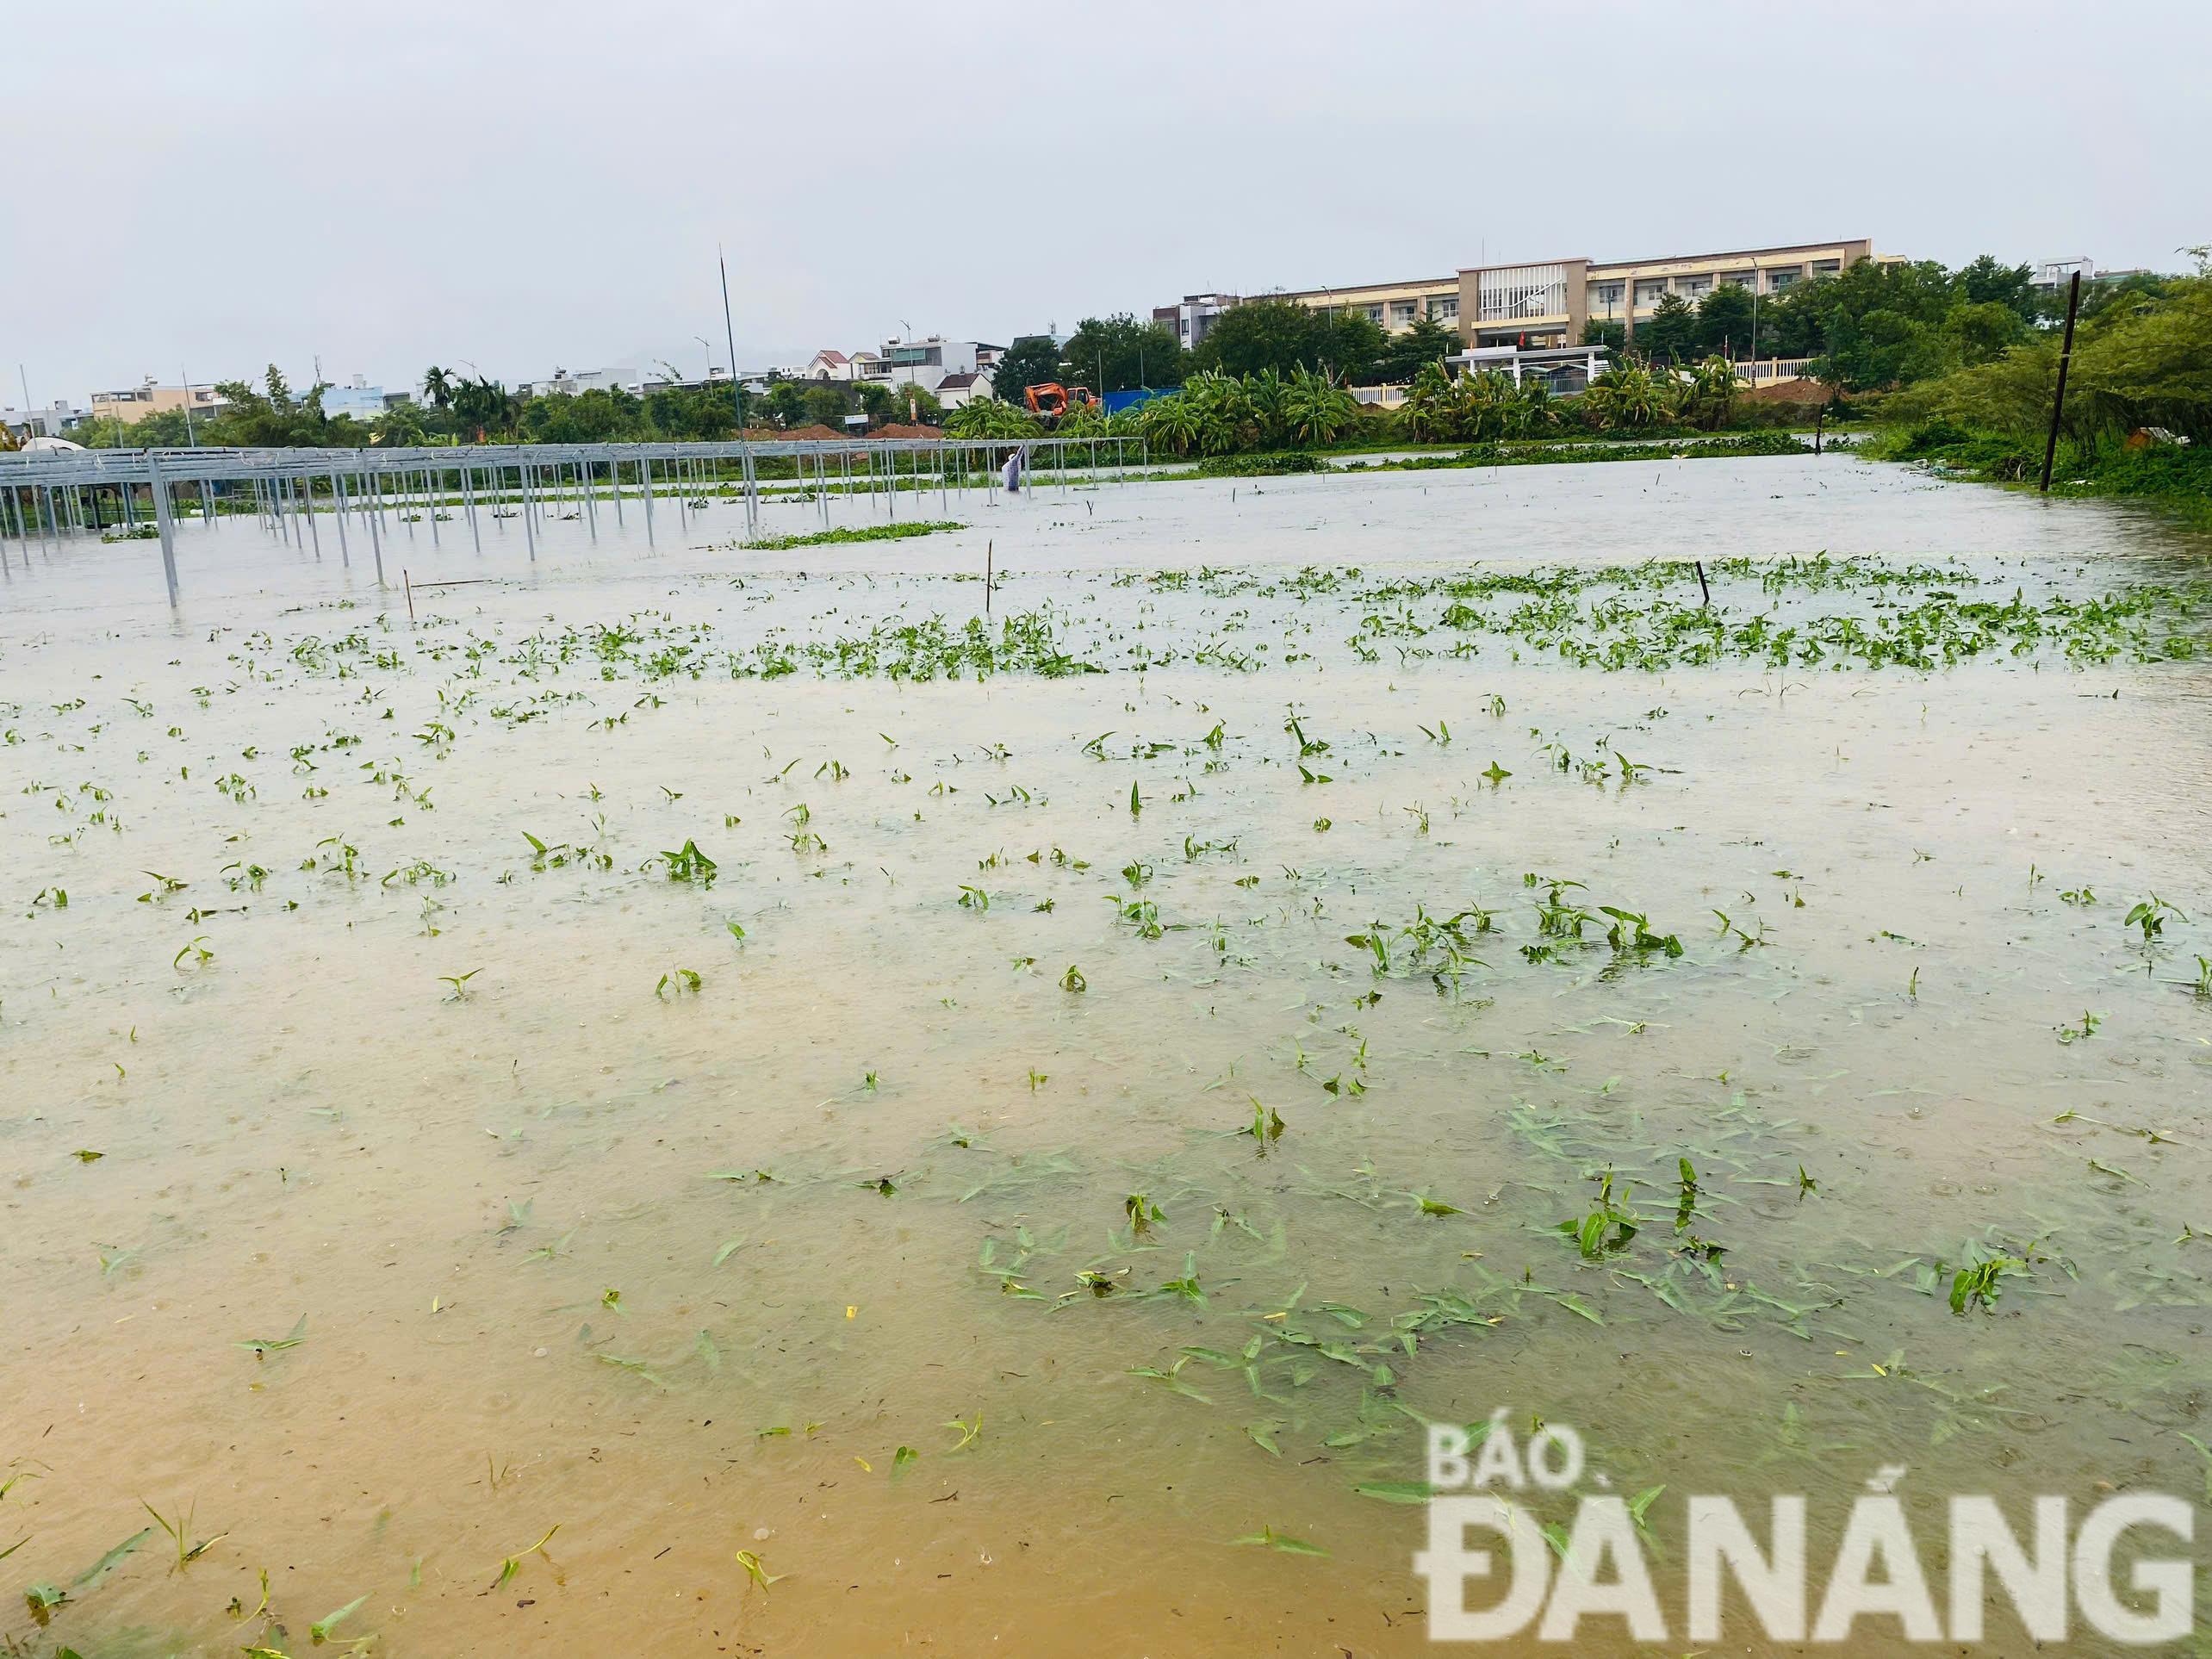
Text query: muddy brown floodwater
3 453 2209 1656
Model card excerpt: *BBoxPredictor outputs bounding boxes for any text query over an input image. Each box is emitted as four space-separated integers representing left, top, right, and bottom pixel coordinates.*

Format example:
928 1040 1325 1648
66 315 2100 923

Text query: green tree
1193 299 1322 378
1376 315 1458 385
448 375 515 440
1694 284 1755 359
1954 255 2036 322
421 366 455 410
1944 301 2031 368
373 403 429 446
855 381 897 422
208 365 345 447
762 380 810 427
991 335 1064 412
800 385 849 429
1677 357 1741 431
1313 311 1385 382
520 387 643 443
888 383 944 426
1641 294 1700 363
1060 314 1185 393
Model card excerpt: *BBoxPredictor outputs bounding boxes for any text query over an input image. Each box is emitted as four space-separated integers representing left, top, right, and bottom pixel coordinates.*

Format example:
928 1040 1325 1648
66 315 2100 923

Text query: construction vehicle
1022 382 1097 422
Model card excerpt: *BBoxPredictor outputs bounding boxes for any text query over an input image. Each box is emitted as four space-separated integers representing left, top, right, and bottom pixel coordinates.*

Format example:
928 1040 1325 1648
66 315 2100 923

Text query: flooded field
4 454 2210 1656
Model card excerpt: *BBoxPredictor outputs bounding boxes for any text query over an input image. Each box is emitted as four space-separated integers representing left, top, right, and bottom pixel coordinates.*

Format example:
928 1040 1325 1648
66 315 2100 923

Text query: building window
1678 276 1712 298
1811 259 1841 276
1429 295 1458 321
1588 282 1625 309
1390 301 1417 326
1766 267 1802 291
1719 271 1754 290
1478 263 1568 322
1633 278 1668 306
1364 304 1383 323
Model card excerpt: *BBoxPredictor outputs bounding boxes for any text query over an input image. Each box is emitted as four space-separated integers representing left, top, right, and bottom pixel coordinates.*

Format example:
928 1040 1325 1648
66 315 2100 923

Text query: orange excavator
1022 382 1097 421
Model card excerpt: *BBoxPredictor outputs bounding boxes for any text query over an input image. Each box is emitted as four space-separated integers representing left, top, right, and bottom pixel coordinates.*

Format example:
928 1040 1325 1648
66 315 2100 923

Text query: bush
1195 450 1330 477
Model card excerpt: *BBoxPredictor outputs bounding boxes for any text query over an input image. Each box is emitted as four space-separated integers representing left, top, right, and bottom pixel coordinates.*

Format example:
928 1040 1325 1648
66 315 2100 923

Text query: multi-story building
519 368 625 398
2030 258 2152 292
1176 239 1889 360
2 399 92 440
1153 293 1240 353
854 337 1004 395
320 376 388 421
90 376 228 426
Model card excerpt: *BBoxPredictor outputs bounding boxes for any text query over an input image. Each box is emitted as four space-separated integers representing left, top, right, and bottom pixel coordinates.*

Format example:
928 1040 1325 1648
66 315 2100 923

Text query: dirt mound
1746 378 1833 406
866 423 943 440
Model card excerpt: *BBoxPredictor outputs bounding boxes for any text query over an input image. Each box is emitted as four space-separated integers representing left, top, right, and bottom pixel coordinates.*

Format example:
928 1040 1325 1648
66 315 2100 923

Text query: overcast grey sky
7 0 2204 407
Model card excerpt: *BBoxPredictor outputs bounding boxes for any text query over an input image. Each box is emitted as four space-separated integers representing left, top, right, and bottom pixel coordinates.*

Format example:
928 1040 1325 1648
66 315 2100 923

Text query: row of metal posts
2 435 1147 600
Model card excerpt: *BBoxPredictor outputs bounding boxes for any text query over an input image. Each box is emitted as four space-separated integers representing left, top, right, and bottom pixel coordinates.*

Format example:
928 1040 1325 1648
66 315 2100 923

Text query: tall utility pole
2039 270 2084 493
180 368 197 446
718 245 753 535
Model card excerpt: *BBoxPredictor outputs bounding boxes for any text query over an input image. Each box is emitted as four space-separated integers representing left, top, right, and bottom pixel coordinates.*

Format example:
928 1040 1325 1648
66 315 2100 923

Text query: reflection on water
2 455 2208 1655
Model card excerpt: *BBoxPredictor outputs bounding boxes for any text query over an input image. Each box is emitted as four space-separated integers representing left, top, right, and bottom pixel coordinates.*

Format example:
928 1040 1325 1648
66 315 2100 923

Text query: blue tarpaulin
1102 388 1169 416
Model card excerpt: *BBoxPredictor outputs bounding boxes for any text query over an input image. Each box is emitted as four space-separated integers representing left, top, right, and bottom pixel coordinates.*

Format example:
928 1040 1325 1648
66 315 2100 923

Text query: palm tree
1514 378 1561 435
1678 356 1742 431
1403 362 1457 442
1455 371 1520 443
449 375 513 442
1244 368 1290 449
1182 372 1255 455
1583 363 1669 432
1284 368 1358 446
945 396 1037 439
1139 392 1203 457
421 366 454 411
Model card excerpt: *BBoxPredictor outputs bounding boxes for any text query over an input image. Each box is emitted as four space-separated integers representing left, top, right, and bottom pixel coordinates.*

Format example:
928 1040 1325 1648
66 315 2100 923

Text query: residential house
935 370 994 410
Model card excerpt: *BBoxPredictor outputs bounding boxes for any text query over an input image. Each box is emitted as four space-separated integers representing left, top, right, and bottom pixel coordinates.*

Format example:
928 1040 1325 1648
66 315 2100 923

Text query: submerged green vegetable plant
2124 895 2184 941
1228 1525 1327 1556
659 839 718 885
141 1496 224 1570
494 1524 561 1589
1949 1256 2022 1315
1563 1171 1637 1259
734 1547 785 1594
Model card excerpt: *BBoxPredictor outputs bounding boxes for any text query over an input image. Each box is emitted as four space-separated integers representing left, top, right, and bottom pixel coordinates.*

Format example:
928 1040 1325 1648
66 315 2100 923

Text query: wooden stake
2040 269 2083 493
1694 560 1710 606
404 569 414 621
985 539 993 616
